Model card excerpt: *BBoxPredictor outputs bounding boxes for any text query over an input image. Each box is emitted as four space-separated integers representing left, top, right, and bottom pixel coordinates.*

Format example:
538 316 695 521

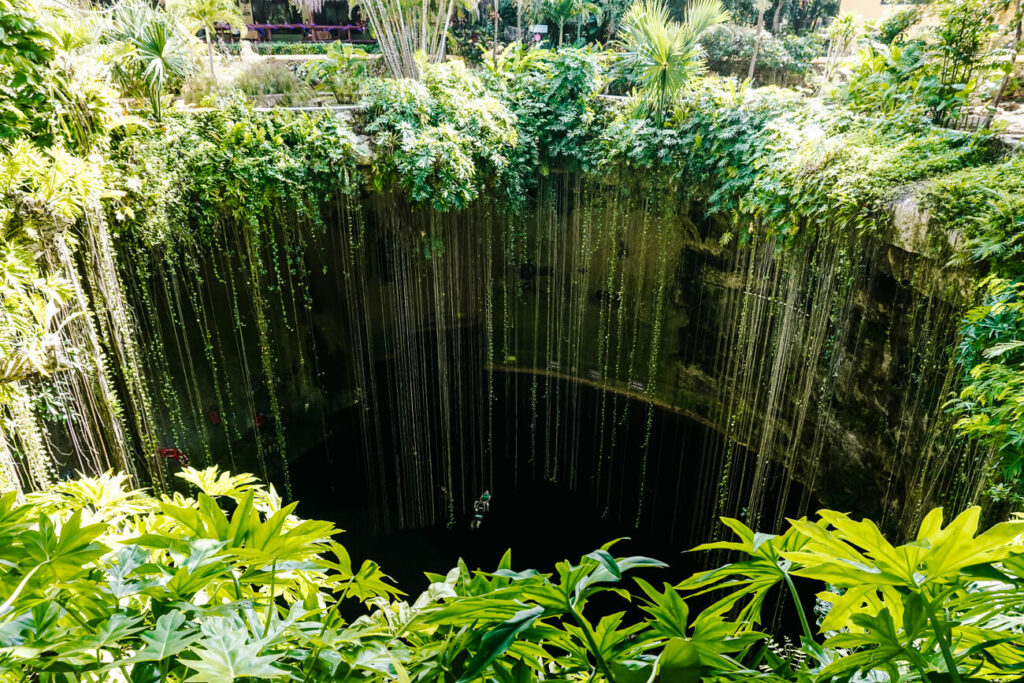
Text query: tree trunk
206 32 216 80
748 7 765 81
558 20 564 45
517 0 522 42
982 0 1023 129
494 0 499 59
771 0 784 32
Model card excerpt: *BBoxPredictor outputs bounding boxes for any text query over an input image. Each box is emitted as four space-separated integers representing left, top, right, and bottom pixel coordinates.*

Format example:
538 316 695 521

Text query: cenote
6 9 1024 676
131 174 956 614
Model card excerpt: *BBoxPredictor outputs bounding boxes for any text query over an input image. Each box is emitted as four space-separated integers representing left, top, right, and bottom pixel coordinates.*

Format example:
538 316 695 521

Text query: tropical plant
872 5 923 47
720 0 838 33
0 467 400 681
949 278 1024 500
837 41 932 117
361 57 518 210
234 60 313 105
107 0 196 119
822 11 862 82
682 507 1024 682
617 0 728 122
541 0 603 45
699 22 820 82
0 468 1021 682
982 0 1023 129
931 0 1003 127
168 0 245 80
0 0 56 145
302 42 369 103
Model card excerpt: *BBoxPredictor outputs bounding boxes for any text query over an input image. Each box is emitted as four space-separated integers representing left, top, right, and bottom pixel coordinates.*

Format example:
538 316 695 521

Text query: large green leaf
657 638 701 683
182 616 286 682
131 611 200 662
456 605 544 682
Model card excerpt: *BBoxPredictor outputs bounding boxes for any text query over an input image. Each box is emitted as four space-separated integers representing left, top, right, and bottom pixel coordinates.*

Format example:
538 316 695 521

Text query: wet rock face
652 211 966 532
144 185 970 536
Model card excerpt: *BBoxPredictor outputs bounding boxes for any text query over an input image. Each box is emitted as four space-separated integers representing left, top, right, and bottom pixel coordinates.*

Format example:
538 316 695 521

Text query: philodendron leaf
132 611 199 662
456 605 545 683
657 638 701 683
182 616 286 682
585 549 621 580
610 658 656 683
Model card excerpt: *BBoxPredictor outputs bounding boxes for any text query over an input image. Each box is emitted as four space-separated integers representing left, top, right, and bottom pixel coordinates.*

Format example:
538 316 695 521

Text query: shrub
361 57 518 210
222 40 380 56
234 60 314 105
1 468 1021 682
301 42 369 104
699 22 821 83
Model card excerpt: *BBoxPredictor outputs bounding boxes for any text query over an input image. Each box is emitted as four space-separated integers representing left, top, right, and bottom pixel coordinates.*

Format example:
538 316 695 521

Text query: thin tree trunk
421 0 428 51
558 19 564 45
982 0 1023 129
771 0 784 32
748 7 765 80
494 0 499 59
206 31 216 80
517 0 522 42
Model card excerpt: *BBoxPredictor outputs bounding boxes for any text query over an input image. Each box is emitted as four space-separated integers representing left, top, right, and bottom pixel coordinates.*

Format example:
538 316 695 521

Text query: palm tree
618 0 728 122
575 0 602 43
168 0 245 80
542 0 576 45
542 0 602 45
108 0 195 120
748 0 771 80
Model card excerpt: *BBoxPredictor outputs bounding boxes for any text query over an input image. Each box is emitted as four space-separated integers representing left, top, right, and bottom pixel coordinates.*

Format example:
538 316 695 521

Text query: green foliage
361 57 518 211
1 471 1021 682
700 23 823 82
0 468 399 681
223 41 380 56
718 0 838 32
872 5 924 47
497 45 607 179
541 0 604 45
932 0 1004 123
302 42 370 104
617 0 728 122
168 0 245 79
0 143 107 391
601 79 990 240
109 103 361 247
106 0 197 120
836 41 934 119
0 0 56 145
922 156 1024 498
684 508 1024 682
837 0 1005 128
949 279 1024 499
234 60 314 105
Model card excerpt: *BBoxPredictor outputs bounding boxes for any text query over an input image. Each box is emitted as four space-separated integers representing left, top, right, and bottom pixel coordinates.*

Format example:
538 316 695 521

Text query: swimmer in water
470 490 492 529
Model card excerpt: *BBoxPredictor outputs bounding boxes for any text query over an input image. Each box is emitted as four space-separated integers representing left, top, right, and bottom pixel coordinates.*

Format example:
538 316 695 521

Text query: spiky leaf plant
618 0 727 122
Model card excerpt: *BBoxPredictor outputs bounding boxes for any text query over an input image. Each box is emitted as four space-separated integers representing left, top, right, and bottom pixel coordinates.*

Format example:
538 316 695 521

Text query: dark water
290 370 818 635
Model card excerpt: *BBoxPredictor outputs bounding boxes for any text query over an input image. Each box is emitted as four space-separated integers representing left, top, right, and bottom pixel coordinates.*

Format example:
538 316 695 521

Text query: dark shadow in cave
290 368 819 636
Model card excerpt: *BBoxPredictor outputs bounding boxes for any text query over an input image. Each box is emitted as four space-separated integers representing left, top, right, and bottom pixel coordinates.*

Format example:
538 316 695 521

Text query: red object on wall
159 448 190 466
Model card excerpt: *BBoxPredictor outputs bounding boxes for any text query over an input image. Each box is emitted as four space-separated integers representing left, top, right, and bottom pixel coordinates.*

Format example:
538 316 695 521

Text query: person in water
470 490 492 529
